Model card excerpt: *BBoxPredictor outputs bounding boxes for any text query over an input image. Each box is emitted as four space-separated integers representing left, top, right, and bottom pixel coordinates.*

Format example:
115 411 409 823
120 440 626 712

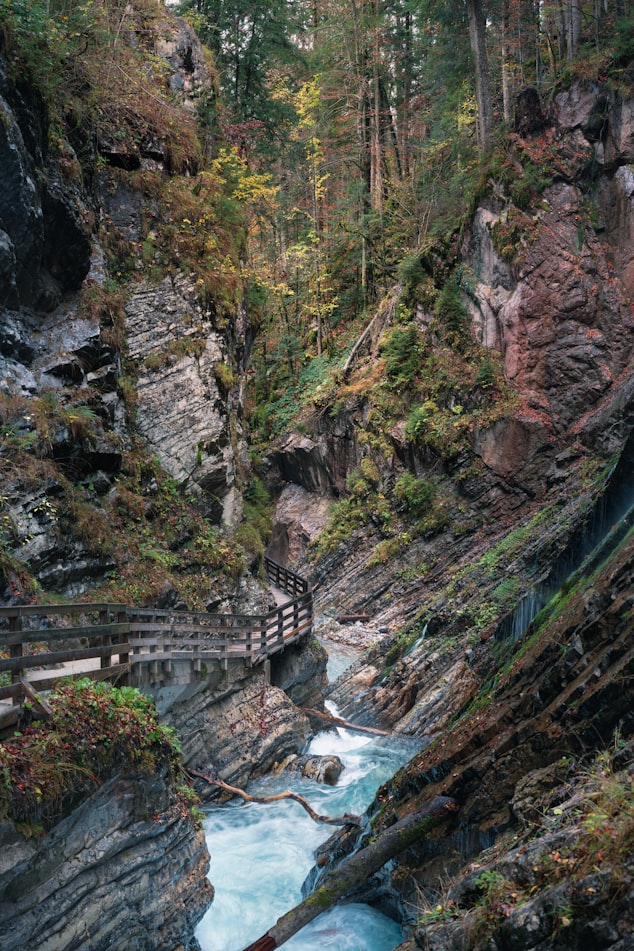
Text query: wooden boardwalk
0 558 313 731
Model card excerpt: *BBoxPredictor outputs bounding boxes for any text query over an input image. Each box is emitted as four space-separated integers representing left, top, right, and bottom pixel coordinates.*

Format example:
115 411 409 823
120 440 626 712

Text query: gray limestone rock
276 753 344 785
168 668 311 790
0 80 43 305
0 230 18 308
125 276 243 529
155 17 212 107
0 773 212 951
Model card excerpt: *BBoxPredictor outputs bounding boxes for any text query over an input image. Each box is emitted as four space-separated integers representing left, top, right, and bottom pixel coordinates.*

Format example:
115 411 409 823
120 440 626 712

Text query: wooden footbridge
0 558 313 731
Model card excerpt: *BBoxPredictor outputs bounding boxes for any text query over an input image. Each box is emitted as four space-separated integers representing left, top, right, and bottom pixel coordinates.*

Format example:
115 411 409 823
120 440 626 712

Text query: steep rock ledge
266 83 634 689
302 525 633 950
355 525 633 940
262 80 634 945
163 665 319 791
0 12 251 602
124 274 245 528
0 773 212 951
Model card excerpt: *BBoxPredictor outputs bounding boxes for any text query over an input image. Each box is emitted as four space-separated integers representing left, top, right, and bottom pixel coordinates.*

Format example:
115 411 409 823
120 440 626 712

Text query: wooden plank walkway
0 558 313 731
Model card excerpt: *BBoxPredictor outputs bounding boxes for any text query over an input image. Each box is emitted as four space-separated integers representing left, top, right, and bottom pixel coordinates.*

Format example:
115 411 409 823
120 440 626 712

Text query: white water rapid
195 647 419 951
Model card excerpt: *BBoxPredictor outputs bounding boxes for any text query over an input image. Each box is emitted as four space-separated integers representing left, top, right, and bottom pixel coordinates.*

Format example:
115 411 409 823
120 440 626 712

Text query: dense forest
178 0 634 441
0 0 632 600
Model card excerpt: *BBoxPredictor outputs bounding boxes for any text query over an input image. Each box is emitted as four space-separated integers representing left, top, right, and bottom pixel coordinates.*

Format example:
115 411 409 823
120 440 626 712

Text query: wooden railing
264 557 309 597
0 559 312 728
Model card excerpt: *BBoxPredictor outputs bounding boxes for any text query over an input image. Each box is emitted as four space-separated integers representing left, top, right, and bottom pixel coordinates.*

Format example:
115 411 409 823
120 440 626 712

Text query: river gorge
196 698 418 950
1 1 634 949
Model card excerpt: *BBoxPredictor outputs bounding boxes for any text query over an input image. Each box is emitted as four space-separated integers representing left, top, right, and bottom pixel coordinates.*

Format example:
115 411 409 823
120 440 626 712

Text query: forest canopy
174 0 633 438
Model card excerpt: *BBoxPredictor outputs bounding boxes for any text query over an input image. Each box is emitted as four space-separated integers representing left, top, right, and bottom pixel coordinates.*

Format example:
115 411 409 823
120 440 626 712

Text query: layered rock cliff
0 6 252 606
0 6 316 949
269 78 634 702
265 79 634 945
0 772 211 951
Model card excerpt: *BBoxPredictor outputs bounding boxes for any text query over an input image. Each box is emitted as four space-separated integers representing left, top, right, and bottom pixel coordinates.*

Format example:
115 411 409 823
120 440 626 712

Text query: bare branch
187 768 362 827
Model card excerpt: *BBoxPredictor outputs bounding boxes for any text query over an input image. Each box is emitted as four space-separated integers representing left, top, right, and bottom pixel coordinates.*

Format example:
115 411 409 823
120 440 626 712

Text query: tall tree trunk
352 0 373 305
534 0 542 88
379 77 403 180
310 150 324 358
556 0 567 61
466 0 494 149
502 0 512 124
400 10 412 178
371 0 383 214
566 0 582 60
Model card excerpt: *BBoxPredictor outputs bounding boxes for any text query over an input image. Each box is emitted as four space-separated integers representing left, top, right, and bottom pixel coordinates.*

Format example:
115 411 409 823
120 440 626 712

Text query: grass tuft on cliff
0 678 199 832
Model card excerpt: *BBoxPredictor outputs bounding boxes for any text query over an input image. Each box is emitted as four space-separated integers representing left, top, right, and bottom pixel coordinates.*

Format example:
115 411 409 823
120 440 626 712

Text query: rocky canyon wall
0 772 212 951
0 11 251 603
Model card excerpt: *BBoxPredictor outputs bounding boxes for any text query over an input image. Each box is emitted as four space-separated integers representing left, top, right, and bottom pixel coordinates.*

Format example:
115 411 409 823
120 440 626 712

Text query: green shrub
380 325 421 389
475 353 498 390
360 456 381 486
214 361 235 394
346 467 371 498
237 477 272 562
404 401 438 443
0 0 99 98
510 161 553 210
398 252 425 288
0 680 191 829
395 472 436 516
435 277 468 336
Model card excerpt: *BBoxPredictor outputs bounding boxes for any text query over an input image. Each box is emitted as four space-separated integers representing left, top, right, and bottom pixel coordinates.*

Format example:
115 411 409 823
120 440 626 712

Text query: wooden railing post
259 618 266 655
277 607 284 646
150 613 158 681
246 619 253 662
99 608 110 670
9 612 23 706
117 608 129 683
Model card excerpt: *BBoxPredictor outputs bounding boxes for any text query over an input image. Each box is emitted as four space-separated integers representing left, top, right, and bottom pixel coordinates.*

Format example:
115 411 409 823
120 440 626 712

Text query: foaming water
195 717 417 951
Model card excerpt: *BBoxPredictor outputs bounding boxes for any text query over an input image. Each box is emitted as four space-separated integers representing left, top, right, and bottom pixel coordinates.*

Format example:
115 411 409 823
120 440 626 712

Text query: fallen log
187 768 362 827
241 795 459 951
341 284 402 378
301 706 391 737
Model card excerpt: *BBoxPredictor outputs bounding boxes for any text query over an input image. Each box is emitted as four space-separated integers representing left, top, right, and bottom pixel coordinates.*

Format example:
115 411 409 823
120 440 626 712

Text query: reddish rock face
458 86 634 496
485 183 634 436
600 165 634 296
473 416 554 492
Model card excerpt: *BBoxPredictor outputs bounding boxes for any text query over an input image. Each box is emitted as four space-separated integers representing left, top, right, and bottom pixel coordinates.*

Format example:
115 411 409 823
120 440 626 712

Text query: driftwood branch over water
187 768 362 827
300 706 391 737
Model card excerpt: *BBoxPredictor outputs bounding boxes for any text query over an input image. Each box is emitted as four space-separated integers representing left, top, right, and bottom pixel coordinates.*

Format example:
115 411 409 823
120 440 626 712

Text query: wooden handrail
0 603 128 617
0 559 313 723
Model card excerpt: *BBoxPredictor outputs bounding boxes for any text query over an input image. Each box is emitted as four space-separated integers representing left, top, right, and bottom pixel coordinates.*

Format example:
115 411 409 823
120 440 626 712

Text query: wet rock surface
269 636 329 710
275 752 345 786
168 668 312 791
